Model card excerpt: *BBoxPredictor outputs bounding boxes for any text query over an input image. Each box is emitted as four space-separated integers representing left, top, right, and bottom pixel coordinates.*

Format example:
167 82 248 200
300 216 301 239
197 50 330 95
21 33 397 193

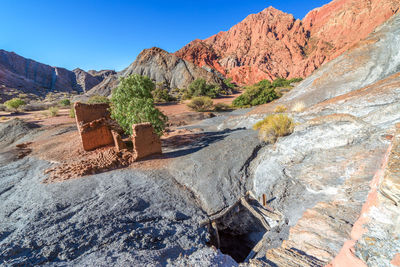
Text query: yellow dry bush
274 105 287 113
253 114 295 143
48 106 59 117
291 101 306 113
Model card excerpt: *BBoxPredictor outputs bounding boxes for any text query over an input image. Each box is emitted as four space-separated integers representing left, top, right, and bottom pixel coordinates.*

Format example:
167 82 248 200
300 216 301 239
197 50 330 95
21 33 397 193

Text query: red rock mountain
175 0 400 85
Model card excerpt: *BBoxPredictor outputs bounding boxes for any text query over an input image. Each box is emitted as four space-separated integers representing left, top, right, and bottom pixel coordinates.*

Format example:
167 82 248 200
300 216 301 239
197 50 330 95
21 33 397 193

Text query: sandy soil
0 108 75 126
157 92 242 116
26 123 205 183
0 92 242 127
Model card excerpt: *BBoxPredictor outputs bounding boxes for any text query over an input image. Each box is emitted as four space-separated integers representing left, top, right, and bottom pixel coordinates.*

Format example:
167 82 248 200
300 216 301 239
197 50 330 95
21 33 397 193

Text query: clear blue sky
0 0 330 72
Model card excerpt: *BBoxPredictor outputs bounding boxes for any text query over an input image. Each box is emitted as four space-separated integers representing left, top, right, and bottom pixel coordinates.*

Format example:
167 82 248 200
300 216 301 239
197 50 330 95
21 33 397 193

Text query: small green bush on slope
233 77 303 108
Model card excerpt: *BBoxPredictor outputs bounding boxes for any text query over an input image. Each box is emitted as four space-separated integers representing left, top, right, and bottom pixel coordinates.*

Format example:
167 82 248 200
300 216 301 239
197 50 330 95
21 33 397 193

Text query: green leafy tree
187 78 222 99
110 74 167 136
4 98 26 113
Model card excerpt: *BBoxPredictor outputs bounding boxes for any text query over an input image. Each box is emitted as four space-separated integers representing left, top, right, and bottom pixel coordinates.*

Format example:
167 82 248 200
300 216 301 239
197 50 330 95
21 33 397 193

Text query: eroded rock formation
175 0 400 85
0 50 114 101
83 47 226 97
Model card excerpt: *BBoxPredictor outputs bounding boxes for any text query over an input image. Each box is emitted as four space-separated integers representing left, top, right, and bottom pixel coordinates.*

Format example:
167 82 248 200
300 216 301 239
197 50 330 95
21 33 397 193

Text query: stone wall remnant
74 102 114 151
132 123 162 160
111 130 127 151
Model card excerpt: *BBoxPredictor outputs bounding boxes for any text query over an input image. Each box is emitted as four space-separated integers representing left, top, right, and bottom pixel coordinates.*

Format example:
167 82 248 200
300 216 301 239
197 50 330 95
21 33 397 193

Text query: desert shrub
187 96 214 112
153 88 176 103
214 103 231 111
59 99 71 107
233 82 278 107
69 107 75 118
289 77 303 83
253 114 294 143
291 101 306 113
111 74 167 136
48 106 59 117
4 98 26 113
233 78 304 108
223 78 236 90
186 78 222 99
87 95 110 104
272 78 292 88
0 104 5 111
274 105 287 113
0 116 8 121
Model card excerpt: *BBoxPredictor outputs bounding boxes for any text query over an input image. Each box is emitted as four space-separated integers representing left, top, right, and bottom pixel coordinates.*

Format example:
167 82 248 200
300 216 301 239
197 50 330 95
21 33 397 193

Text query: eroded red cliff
175 0 400 85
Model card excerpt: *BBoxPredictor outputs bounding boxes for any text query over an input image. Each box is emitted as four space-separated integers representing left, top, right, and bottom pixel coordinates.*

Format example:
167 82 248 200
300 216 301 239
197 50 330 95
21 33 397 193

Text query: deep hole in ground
208 203 266 263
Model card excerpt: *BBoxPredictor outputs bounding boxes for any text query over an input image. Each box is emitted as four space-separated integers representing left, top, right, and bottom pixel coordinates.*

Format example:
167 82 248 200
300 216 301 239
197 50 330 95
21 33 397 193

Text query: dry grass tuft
274 105 287 113
253 114 295 143
48 107 59 117
291 101 306 113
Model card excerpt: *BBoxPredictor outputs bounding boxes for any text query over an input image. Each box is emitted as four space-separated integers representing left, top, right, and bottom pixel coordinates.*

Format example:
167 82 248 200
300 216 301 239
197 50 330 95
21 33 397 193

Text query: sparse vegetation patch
4 98 26 113
253 114 295 143
187 96 214 112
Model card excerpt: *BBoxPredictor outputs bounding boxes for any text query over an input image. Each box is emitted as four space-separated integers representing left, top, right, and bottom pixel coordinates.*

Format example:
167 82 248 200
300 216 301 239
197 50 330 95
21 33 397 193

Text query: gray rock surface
168 128 261 214
0 155 209 265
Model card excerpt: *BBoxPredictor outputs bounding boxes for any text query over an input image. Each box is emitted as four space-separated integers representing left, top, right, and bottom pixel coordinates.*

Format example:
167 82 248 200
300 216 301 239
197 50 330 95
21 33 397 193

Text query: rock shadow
162 128 245 158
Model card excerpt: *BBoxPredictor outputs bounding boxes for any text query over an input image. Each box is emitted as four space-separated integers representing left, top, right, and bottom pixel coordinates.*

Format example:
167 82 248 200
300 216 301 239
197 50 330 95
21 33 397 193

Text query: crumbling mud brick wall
132 123 162 160
74 102 114 151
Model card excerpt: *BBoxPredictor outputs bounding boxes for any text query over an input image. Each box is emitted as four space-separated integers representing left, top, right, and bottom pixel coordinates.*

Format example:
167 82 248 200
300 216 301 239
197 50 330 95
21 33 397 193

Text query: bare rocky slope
83 47 226 98
1 8 400 267
0 50 116 101
175 0 400 85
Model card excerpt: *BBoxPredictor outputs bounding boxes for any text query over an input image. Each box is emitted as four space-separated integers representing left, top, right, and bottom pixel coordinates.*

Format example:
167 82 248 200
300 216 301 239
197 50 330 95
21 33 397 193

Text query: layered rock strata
175 0 400 85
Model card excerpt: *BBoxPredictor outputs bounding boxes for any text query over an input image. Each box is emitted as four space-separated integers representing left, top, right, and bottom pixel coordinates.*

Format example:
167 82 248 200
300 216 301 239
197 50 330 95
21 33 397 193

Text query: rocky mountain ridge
175 0 400 85
83 47 226 97
0 49 117 101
